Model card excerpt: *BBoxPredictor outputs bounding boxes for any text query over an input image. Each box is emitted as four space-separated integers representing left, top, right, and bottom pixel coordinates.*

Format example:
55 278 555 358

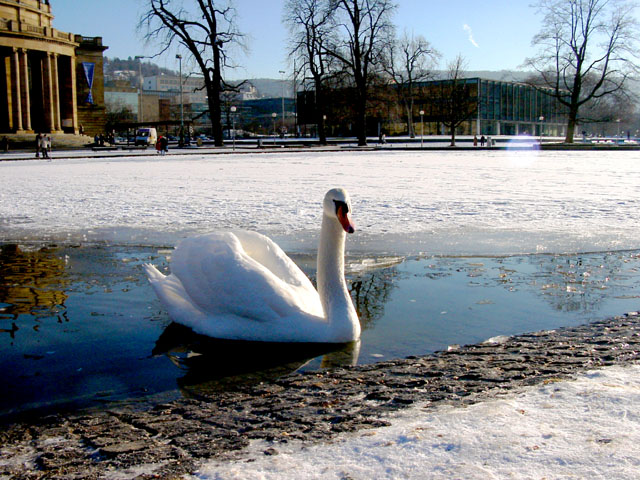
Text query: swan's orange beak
337 204 355 234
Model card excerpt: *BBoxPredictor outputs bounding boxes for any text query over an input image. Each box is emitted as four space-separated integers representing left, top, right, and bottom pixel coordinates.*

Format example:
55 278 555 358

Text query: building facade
0 0 107 135
297 78 567 138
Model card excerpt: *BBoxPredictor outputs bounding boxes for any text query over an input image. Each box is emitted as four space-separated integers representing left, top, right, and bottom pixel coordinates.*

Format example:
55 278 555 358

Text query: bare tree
139 0 244 146
284 0 335 144
523 0 639 143
383 31 439 137
431 55 477 147
324 0 397 146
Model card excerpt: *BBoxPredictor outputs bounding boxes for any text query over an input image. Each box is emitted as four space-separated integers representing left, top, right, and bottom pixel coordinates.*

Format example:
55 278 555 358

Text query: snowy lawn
193 364 640 480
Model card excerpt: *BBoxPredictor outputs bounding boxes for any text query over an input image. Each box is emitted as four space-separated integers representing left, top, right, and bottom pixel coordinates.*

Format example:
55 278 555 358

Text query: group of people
94 133 113 146
35 133 52 159
473 135 488 147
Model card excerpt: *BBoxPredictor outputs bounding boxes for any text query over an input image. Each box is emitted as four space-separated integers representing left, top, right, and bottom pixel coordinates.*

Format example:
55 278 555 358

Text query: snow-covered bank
193 363 640 480
2 150 640 255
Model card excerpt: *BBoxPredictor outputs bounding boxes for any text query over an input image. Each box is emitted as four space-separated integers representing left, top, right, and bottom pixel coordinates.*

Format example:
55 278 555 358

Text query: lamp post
176 54 184 146
419 110 424 148
230 106 237 151
322 115 327 140
272 112 277 144
279 70 286 136
538 116 545 144
134 55 147 123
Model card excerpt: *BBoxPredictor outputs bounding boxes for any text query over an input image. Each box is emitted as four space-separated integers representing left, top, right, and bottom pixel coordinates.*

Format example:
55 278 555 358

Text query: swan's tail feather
143 263 166 283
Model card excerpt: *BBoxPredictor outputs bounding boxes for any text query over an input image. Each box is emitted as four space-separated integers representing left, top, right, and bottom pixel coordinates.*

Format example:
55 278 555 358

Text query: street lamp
419 110 425 148
134 55 147 123
230 106 237 151
279 70 286 135
176 54 184 146
538 116 545 144
272 112 277 144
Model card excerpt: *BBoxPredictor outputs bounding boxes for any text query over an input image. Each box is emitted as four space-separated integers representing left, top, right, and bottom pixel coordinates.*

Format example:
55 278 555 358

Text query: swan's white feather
144 188 360 343
145 231 337 342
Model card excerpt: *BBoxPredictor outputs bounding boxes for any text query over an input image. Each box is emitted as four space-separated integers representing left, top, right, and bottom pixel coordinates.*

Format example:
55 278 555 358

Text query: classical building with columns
0 0 107 136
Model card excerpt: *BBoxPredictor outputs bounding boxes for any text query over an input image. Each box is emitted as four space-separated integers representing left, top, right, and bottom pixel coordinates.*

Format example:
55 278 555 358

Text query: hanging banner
82 62 95 104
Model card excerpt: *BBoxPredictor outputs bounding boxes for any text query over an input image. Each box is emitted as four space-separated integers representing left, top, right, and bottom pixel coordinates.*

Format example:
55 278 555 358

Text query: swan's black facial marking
333 199 355 234
333 200 349 215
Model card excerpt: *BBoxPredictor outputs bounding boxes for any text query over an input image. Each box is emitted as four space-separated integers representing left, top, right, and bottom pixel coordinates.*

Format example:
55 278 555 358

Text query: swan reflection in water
152 322 361 398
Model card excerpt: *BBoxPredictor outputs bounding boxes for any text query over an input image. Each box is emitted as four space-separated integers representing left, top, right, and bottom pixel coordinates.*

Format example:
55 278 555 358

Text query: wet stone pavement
1 312 640 479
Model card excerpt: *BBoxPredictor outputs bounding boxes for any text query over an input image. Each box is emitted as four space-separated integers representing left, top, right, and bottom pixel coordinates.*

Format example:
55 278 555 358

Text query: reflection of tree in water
293 253 400 332
500 252 639 314
0 245 69 337
348 265 398 330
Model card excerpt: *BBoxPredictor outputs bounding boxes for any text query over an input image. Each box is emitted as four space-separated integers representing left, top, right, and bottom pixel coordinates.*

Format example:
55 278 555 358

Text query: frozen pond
2 149 640 254
2 149 640 419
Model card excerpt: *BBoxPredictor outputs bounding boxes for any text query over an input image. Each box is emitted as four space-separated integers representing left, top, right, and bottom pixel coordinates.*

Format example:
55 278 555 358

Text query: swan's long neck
317 214 360 342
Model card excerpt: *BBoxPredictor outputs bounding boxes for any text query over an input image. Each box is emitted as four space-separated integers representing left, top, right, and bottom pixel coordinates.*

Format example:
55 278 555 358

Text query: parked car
135 128 158 147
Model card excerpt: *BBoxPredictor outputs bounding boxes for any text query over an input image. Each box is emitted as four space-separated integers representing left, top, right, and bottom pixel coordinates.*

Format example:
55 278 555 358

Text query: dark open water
2 243 640 421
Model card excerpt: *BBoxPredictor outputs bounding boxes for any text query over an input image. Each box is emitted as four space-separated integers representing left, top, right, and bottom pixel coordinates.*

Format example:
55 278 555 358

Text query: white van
135 128 157 147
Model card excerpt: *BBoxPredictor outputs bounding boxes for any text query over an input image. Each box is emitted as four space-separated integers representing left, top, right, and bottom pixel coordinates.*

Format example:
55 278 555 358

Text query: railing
0 20 76 44
25 24 44 35
18 0 52 12
55 30 72 41
74 35 103 46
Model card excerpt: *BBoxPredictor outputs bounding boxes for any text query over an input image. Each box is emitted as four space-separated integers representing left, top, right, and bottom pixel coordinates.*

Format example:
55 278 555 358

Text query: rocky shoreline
2 312 639 479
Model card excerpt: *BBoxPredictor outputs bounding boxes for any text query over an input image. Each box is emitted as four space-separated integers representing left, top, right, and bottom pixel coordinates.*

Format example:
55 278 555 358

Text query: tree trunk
355 90 367 146
565 106 579 144
406 103 415 138
450 126 456 146
211 47 224 147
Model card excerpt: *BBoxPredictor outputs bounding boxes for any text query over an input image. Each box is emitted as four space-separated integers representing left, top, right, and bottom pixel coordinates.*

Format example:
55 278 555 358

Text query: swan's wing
170 232 324 322
232 230 318 293
144 263 205 320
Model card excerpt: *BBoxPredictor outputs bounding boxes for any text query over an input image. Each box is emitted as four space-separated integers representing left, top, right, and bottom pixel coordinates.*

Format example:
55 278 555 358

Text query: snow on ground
1 149 640 254
193 364 640 480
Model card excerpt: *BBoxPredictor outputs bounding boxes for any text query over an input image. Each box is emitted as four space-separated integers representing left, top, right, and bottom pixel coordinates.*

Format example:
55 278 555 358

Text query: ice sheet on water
1 150 640 255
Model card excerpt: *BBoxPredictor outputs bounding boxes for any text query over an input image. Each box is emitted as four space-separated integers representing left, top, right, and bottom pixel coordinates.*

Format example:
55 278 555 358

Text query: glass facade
476 79 566 136
296 77 568 137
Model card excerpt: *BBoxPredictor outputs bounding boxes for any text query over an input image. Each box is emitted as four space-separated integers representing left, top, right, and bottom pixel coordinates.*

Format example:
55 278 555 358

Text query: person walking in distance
42 135 51 159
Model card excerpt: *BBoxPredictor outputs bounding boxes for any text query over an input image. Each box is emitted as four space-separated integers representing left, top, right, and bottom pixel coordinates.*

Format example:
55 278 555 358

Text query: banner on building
82 62 95 104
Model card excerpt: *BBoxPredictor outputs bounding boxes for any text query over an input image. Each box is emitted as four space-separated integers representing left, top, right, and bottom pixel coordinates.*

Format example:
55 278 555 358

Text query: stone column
69 55 78 134
10 48 23 132
51 53 61 132
20 49 32 132
43 52 55 132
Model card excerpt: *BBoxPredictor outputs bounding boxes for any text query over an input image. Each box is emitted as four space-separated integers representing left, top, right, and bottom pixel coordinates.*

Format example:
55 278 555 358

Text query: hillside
104 57 532 97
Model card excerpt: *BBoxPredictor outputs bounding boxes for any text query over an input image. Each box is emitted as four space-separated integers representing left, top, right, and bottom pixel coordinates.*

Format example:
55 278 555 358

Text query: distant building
0 0 108 135
104 81 138 117
297 78 567 138
143 74 208 103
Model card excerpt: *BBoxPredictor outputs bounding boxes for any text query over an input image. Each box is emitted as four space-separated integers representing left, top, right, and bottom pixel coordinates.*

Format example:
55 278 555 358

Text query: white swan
143 188 361 343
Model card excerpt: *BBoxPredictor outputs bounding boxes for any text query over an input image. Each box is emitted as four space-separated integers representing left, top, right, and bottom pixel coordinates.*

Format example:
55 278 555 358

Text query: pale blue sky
52 0 543 78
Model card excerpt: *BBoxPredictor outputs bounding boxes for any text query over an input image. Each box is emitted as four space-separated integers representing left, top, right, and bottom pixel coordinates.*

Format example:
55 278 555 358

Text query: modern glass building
297 77 568 138
474 78 566 137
